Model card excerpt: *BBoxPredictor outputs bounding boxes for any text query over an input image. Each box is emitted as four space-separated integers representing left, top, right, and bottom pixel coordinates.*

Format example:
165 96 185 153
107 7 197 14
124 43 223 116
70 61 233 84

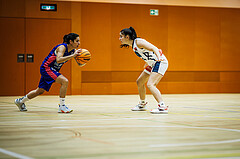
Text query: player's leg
147 72 168 114
147 72 163 103
55 75 72 113
131 67 150 111
55 75 69 98
15 88 45 111
137 71 150 101
148 61 168 114
27 88 45 99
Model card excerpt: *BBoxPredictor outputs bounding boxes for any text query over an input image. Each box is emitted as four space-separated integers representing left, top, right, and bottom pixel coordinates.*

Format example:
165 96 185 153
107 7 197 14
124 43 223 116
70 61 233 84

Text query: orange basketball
75 49 91 65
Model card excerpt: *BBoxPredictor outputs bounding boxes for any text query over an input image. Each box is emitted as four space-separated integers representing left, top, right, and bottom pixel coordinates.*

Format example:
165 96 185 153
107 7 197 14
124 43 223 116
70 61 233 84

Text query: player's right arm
56 45 81 63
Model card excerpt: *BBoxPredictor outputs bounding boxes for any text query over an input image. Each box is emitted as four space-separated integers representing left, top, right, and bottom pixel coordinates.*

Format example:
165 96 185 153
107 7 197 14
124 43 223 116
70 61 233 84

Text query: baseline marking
0 148 34 159
149 139 240 148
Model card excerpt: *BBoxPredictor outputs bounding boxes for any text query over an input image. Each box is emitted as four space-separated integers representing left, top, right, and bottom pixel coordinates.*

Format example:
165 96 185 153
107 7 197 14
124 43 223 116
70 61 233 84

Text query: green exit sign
40 4 57 11
150 9 159 16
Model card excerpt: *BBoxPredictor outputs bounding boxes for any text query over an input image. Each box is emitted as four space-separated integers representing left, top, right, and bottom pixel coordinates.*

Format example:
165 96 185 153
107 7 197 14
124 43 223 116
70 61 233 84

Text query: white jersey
132 38 167 67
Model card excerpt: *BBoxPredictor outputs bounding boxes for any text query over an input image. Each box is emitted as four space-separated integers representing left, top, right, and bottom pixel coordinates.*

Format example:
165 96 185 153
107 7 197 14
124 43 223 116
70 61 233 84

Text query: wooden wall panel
193 82 221 93
2 1 240 95
220 9 240 71
78 3 240 94
220 72 240 82
71 2 82 95
194 8 221 71
111 4 143 71
110 4 168 71
137 5 168 58
81 3 112 71
25 0 71 19
52 0 240 9
168 6 195 71
0 0 25 17
82 71 112 83
112 82 138 94
111 71 141 82
220 82 240 93
25 19 71 95
81 83 112 95
0 18 25 95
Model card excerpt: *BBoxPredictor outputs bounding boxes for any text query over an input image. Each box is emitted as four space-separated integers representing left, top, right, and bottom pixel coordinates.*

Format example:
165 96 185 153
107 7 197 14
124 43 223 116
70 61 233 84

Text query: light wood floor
0 94 240 159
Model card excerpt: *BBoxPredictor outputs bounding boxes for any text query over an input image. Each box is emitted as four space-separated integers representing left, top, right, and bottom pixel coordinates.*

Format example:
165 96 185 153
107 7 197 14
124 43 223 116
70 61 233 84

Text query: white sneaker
58 105 73 113
131 102 147 111
14 98 27 111
150 104 168 114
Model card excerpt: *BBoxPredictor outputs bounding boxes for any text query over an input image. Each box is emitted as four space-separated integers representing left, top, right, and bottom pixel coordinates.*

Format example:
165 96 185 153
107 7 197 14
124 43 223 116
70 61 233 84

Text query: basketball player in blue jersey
15 33 83 113
119 27 169 114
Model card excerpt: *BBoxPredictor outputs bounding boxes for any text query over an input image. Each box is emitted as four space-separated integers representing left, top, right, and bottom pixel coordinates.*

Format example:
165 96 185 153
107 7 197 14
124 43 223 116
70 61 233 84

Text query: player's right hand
73 48 82 57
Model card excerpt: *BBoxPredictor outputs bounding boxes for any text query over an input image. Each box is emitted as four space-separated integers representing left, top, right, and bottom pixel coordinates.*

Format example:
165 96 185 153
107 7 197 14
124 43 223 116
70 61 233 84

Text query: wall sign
40 4 57 11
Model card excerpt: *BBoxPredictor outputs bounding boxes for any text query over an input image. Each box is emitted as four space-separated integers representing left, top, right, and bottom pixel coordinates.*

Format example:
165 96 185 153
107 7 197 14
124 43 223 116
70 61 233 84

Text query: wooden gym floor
0 94 240 159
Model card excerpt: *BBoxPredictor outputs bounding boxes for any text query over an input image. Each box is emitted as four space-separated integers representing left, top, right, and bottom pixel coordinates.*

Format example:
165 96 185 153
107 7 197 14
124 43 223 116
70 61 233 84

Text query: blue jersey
41 43 74 71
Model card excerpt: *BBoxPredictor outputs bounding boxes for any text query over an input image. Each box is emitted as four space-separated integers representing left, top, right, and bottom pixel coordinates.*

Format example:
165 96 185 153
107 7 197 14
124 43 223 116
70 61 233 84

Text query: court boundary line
53 125 240 133
149 139 240 148
0 117 153 123
0 148 34 159
52 125 240 148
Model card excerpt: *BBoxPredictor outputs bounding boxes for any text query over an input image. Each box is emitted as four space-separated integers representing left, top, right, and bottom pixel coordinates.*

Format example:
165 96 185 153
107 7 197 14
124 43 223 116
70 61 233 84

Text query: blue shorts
38 67 61 92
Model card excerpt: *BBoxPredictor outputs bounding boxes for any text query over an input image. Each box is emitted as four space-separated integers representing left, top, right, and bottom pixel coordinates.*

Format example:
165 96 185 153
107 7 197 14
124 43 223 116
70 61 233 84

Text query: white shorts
144 61 168 76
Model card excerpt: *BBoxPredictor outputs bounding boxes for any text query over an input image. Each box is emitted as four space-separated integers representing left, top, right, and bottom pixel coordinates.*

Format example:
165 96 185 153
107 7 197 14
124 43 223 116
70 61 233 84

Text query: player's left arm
136 39 163 61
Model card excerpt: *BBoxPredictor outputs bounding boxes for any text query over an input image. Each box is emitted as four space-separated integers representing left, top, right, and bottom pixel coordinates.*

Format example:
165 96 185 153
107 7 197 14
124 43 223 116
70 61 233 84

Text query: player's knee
62 78 69 85
147 83 155 89
136 79 143 86
35 89 44 95
38 89 45 95
38 91 44 95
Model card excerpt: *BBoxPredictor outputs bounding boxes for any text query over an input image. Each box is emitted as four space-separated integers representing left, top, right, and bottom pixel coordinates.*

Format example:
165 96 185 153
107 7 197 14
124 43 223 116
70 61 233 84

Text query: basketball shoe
58 105 73 113
131 102 147 111
14 97 27 111
150 104 168 114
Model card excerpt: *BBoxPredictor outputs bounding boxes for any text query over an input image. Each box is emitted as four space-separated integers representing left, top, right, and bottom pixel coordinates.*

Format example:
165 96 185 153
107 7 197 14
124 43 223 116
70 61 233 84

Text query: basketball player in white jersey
119 27 169 114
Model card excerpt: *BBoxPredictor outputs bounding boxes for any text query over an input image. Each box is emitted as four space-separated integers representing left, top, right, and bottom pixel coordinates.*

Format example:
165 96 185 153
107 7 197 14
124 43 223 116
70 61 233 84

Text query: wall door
25 19 71 95
0 18 25 96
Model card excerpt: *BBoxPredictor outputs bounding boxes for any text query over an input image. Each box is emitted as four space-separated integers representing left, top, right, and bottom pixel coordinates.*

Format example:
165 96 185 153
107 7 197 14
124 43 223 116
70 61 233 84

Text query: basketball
75 49 91 65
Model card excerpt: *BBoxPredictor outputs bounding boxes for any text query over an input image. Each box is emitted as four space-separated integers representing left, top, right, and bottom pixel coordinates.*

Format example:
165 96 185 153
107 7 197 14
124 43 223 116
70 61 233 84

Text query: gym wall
0 0 239 95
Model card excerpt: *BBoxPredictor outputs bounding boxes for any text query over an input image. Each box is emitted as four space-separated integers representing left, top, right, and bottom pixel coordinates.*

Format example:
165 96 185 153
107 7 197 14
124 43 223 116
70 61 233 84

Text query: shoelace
138 102 147 108
62 105 70 110
158 105 168 110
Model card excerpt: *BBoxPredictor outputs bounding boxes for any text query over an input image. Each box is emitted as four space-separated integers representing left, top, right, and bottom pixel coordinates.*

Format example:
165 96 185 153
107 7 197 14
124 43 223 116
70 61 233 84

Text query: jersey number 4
143 52 155 60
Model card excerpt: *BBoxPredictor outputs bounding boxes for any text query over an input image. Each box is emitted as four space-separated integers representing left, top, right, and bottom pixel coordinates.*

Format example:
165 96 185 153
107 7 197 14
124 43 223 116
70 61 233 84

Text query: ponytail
63 33 79 44
129 27 137 40
120 26 137 40
120 26 137 48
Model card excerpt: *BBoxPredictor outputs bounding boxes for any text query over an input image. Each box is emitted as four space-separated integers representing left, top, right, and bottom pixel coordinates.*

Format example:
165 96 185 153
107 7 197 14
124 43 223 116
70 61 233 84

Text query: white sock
140 100 146 104
60 98 65 106
21 95 29 103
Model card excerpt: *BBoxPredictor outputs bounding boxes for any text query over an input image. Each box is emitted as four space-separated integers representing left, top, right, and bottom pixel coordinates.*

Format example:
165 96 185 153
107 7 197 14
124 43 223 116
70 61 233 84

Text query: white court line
197 157 240 159
53 125 240 133
0 117 152 123
52 125 240 148
0 148 34 159
149 139 240 147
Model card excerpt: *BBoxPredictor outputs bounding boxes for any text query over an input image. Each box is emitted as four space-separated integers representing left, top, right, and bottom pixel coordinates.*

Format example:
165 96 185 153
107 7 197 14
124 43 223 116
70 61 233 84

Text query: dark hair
63 33 79 44
120 27 137 48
